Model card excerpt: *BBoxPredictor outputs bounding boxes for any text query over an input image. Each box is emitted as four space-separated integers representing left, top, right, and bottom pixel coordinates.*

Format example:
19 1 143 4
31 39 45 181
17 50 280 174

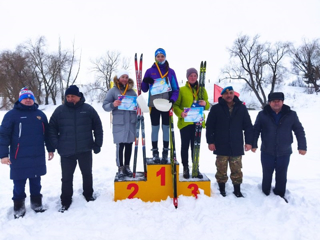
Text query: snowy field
0 83 319 240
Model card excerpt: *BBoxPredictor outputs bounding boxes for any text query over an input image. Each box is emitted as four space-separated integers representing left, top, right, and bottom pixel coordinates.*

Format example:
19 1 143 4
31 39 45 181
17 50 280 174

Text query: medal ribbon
116 82 129 95
187 82 199 101
155 62 168 79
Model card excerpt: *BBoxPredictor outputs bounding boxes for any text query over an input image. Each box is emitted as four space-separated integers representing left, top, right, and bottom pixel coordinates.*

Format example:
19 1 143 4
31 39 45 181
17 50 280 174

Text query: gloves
143 77 154 84
93 146 101 154
169 99 175 104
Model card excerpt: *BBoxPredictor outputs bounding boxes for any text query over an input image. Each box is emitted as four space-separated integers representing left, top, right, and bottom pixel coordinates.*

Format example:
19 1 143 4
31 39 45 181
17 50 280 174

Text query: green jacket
173 82 210 130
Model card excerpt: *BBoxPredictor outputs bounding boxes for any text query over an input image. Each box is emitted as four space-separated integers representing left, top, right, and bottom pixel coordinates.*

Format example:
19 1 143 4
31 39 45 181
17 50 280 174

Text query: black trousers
60 151 93 205
261 151 291 196
179 124 196 167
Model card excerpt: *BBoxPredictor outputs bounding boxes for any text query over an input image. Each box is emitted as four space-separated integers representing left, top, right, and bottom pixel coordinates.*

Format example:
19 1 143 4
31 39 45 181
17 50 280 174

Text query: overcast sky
1 0 320 84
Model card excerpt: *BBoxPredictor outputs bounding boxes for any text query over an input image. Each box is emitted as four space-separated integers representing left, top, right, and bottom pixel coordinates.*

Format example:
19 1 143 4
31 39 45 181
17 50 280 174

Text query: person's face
119 74 129 85
187 73 198 84
66 94 81 104
155 54 165 63
269 100 283 113
221 90 234 103
20 98 34 106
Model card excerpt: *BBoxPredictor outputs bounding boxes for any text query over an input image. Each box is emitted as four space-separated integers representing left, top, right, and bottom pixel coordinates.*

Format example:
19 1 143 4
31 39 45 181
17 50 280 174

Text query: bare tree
290 38 320 93
0 48 38 108
91 51 130 93
222 35 290 108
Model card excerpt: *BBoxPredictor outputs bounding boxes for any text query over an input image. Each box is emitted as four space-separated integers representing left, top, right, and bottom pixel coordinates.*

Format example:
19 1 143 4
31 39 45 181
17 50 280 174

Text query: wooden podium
114 158 211 202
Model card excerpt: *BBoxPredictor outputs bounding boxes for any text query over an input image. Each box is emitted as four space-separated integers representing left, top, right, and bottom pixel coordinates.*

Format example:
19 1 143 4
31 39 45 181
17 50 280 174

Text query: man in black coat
252 92 307 203
206 86 253 198
49 85 103 212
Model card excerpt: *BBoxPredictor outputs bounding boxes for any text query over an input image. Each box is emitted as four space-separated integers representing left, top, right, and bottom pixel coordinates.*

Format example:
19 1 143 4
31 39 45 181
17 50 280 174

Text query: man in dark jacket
49 85 103 212
0 87 54 218
206 86 253 197
252 92 307 203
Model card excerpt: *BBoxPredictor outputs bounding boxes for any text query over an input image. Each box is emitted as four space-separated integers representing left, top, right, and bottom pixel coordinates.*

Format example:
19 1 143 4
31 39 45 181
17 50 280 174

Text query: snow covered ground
0 83 319 240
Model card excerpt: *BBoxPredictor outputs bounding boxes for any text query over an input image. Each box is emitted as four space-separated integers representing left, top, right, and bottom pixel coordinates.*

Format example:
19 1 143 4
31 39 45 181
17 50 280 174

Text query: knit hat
221 86 234 95
268 92 284 102
116 69 129 79
65 85 80 96
186 68 198 79
155 48 166 57
19 87 35 102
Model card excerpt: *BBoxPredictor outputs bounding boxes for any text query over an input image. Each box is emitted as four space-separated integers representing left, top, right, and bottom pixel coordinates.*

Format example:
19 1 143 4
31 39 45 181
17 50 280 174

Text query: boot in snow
31 195 46 213
233 184 244 198
218 182 226 197
13 199 26 219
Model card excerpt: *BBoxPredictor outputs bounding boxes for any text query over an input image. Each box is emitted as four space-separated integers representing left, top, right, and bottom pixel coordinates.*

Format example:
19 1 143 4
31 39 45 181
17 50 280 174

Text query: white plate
136 95 149 113
153 99 172 112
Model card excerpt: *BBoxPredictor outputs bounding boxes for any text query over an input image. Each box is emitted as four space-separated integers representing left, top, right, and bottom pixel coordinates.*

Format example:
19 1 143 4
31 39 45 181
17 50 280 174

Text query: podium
114 158 211 202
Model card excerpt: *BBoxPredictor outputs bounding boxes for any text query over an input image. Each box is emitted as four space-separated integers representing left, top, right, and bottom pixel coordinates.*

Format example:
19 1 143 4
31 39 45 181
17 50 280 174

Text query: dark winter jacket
206 96 253 156
49 94 103 157
0 102 54 180
253 104 307 156
141 62 179 107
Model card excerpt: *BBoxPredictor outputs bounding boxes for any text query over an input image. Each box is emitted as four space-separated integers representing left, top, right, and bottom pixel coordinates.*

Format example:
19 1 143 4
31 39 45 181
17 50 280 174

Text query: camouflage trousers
215 155 243 185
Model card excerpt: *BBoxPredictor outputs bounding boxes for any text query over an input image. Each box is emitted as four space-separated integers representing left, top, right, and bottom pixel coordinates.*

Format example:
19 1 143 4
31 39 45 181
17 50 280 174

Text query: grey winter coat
103 82 137 144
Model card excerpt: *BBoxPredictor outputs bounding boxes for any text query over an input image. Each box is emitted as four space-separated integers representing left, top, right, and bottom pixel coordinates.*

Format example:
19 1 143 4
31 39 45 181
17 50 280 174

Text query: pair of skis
192 61 206 178
169 109 178 208
132 53 147 178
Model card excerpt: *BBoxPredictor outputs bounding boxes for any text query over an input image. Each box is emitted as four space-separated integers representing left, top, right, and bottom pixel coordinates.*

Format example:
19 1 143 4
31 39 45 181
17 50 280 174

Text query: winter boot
118 166 125 180
151 148 160 164
13 199 26 219
124 165 133 177
161 148 170 164
273 189 288 203
31 195 46 213
183 165 190 179
233 184 244 198
218 183 226 197
83 194 96 202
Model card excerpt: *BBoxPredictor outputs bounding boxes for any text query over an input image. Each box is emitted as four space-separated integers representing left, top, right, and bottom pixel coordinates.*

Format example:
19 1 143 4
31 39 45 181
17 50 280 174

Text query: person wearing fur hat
0 87 54 218
141 48 180 163
206 86 253 198
252 92 307 203
103 70 137 179
49 85 103 212
173 68 210 179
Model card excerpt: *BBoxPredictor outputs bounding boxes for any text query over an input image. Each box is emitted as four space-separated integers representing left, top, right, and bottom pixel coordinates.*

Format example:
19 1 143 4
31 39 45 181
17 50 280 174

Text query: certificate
150 78 172 96
184 107 204 123
118 95 137 111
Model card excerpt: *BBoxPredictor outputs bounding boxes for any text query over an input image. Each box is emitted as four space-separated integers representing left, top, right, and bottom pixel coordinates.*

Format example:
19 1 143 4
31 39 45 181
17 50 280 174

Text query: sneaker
124 165 133 177
183 166 190 179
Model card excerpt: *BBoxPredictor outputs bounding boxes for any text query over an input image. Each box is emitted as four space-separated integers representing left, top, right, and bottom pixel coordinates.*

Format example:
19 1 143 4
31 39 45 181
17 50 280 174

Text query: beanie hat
155 48 166 57
65 85 80 97
186 68 198 79
116 69 129 79
19 87 35 102
268 92 284 102
221 86 234 95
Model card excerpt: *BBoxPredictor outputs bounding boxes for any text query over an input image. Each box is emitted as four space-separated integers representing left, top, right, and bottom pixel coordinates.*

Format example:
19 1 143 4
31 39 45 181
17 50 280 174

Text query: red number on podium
188 183 199 198
127 183 139 199
156 167 166 186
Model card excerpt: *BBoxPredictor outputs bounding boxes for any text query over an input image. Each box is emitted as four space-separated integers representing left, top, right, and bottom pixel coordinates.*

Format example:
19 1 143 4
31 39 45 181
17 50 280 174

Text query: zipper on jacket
15 123 22 159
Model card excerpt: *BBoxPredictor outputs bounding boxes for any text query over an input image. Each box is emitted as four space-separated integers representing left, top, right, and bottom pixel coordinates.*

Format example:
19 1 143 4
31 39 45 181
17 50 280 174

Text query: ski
133 53 147 178
169 109 178 208
192 61 206 178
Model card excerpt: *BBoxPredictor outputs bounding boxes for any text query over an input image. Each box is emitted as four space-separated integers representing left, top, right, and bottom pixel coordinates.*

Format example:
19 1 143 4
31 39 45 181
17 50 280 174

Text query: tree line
0 35 319 109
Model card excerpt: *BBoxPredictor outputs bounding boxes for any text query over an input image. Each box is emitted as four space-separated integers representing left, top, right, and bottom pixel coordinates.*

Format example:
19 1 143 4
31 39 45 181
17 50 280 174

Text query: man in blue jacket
0 87 54 218
252 92 307 203
49 85 103 212
206 86 253 198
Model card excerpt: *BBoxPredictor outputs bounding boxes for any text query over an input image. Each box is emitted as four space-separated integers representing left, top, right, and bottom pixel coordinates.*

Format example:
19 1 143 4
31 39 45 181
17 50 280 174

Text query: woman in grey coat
103 70 137 179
